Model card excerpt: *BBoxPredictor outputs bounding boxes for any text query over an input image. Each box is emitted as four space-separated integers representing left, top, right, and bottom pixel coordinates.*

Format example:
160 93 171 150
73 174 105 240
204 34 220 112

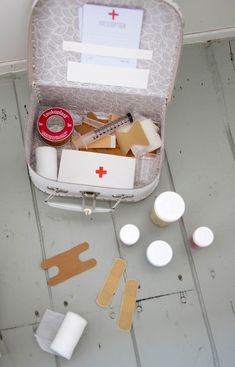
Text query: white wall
178 0 235 43
0 0 234 70
0 0 32 63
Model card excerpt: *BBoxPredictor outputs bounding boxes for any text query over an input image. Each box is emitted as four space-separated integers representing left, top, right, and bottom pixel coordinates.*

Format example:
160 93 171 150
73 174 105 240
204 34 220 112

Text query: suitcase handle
45 191 127 216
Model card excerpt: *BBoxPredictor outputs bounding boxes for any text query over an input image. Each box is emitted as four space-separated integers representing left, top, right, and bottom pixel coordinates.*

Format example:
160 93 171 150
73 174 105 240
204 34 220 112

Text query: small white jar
146 241 173 267
192 227 214 249
119 224 140 246
150 191 185 227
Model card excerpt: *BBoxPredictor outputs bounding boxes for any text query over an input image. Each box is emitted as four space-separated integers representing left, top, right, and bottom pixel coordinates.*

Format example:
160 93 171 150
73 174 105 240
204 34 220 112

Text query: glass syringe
72 113 133 149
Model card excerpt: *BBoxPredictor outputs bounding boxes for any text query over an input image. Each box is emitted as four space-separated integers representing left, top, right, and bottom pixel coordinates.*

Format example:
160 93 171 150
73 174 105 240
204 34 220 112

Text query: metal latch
81 191 99 216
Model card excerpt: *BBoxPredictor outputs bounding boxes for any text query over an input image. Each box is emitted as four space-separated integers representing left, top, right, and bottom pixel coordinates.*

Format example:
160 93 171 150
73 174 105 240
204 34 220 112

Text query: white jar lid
119 224 140 246
146 241 173 267
154 191 185 222
193 227 214 247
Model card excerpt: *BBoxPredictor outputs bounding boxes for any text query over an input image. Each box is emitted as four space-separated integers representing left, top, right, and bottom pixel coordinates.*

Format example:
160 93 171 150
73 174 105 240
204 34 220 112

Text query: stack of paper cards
79 4 144 68
58 150 136 189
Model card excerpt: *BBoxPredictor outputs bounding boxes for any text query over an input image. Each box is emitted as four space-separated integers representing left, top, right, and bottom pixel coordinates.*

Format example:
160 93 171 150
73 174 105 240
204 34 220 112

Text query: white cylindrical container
146 240 173 267
119 224 140 246
50 312 87 360
192 227 214 249
150 191 185 227
36 146 58 180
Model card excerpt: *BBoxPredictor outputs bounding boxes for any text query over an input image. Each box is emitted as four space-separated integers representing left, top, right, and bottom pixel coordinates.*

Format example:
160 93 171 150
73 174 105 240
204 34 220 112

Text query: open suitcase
25 0 183 214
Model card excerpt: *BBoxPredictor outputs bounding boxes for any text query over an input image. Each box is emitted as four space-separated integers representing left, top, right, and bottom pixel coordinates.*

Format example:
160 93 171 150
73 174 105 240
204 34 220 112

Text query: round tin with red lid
37 108 74 146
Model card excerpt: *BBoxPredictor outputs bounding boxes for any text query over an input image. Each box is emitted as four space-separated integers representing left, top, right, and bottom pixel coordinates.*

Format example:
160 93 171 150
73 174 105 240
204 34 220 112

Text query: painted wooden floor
0 39 235 367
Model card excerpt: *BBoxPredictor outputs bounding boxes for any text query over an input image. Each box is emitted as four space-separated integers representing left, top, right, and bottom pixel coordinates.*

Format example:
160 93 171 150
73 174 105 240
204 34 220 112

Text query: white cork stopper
119 224 140 246
193 227 214 248
146 241 173 267
154 191 185 223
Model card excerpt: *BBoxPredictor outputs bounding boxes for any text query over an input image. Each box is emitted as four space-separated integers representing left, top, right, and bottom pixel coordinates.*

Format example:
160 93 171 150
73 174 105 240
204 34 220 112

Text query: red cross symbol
108 9 119 20
95 166 107 178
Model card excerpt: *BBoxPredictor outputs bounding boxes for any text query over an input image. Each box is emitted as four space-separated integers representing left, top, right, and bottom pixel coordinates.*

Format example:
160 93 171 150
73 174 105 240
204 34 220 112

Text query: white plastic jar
150 191 185 227
146 241 173 267
119 224 140 246
192 227 214 249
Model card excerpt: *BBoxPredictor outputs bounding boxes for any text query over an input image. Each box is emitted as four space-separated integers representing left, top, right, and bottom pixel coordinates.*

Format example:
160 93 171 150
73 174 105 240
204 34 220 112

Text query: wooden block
73 122 116 149
96 258 127 308
79 147 135 157
118 279 139 332
108 114 120 122
41 242 97 286
87 112 109 123
74 124 93 135
87 135 116 149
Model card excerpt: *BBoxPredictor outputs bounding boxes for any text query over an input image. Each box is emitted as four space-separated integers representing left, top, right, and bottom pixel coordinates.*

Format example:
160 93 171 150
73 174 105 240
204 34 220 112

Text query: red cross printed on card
108 9 119 20
95 166 107 178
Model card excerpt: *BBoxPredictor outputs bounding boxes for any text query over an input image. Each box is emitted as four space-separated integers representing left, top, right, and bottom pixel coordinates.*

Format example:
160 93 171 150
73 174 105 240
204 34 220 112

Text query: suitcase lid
29 0 183 104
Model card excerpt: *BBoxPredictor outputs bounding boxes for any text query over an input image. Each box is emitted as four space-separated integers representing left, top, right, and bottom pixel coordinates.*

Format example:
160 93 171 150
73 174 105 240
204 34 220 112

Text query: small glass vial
192 227 214 249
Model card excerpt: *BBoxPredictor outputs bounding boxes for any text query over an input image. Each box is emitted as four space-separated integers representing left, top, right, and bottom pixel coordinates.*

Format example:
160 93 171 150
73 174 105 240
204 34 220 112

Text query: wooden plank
0 326 57 367
14 73 138 366
133 291 213 367
4 40 235 367
166 43 235 366
34 190 137 366
59 308 137 367
0 309 137 367
210 40 235 149
13 74 30 130
112 162 195 299
111 152 213 364
35 190 125 313
0 78 51 329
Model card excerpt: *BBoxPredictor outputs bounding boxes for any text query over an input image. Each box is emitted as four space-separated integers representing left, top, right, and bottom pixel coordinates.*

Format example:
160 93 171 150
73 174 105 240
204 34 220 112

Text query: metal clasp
44 187 68 203
81 192 100 216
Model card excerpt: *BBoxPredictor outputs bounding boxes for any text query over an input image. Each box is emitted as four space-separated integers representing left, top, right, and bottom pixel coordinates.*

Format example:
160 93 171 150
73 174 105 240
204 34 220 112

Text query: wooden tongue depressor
116 121 149 156
79 147 135 157
41 242 97 286
87 112 109 123
96 258 127 308
73 119 116 149
118 279 139 331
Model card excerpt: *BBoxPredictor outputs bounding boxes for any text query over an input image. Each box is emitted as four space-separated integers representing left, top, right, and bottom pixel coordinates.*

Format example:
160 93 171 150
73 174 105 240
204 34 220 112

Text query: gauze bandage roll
36 146 58 180
50 312 87 360
35 310 87 361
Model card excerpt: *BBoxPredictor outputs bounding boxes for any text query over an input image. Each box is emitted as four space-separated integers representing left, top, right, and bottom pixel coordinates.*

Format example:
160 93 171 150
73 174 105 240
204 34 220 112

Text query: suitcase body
25 0 183 214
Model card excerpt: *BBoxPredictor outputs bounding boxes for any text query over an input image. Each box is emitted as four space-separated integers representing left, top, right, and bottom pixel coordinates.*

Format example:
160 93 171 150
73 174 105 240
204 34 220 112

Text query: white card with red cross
58 150 136 189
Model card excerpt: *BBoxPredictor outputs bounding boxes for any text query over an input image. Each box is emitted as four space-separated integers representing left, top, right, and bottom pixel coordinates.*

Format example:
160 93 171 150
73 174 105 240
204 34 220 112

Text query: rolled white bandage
50 312 87 360
36 146 58 180
35 310 87 360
